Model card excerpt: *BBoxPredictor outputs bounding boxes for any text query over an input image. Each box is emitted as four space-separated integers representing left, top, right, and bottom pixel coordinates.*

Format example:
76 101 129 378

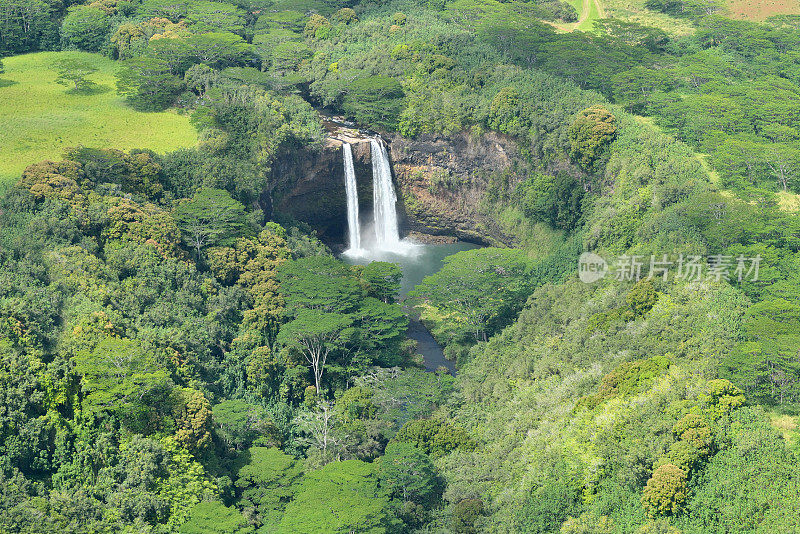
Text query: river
341 241 480 374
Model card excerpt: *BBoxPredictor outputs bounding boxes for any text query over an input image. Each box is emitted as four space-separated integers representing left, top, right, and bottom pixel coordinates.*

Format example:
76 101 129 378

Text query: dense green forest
2 0 800 530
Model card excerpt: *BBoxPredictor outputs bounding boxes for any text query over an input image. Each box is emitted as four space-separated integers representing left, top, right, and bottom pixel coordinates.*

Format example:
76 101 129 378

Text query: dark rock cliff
267 125 521 246
268 132 373 244
387 131 519 246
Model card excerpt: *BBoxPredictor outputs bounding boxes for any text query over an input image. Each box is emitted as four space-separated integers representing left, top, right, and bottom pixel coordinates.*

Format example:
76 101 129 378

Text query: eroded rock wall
387 131 519 246
268 135 372 243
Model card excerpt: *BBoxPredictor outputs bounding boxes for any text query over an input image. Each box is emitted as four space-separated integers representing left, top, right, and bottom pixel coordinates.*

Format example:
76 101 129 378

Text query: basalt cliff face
386 131 518 246
267 128 372 244
267 124 520 246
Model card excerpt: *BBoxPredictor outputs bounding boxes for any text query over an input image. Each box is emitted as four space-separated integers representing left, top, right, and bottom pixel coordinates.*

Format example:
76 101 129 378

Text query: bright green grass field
0 51 197 185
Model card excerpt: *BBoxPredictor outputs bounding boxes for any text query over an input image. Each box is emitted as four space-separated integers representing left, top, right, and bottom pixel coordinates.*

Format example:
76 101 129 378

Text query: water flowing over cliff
267 123 521 247
370 138 401 250
342 142 363 255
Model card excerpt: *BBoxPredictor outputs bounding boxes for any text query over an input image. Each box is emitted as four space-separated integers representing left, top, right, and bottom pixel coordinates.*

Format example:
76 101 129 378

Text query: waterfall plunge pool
340 241 480 374
337 135 480 374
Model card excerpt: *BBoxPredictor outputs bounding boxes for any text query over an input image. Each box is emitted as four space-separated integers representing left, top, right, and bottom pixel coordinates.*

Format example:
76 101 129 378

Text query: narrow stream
406 314 456 374
341 241 480 374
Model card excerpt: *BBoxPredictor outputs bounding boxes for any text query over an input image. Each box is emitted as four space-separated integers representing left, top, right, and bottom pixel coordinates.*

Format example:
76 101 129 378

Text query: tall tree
185 31 252 67
765 143 800 192
353 297 408 367
410 248 532 342
53 57 99 92
71 337 169 422
277 256 363 314
360 261 402 303
174 187 248 257
276 459 394 533
179 502 253 534
60 6 110 52
235 447 304 530
116 56 183 111
378 442 437 504
276 309 353 392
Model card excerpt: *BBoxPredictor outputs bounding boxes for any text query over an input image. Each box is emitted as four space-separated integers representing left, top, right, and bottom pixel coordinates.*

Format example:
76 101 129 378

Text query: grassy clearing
768 409 800 449
695 153 721 187
726 0 800 19
584 0 605 29
600 0 695 34
0 51 197 184
558 0 688 34
777 190 800 212
554 0 602 32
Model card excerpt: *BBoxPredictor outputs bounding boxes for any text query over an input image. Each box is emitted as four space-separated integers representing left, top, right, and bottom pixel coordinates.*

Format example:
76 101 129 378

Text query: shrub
517 480 580 534
519 172 585 231
392 419 476 458
672 413 712 454
341 75 404 129
568 106 618 172
576 355 670 410
641 464 688 517
634 519 683 534
304 14 329 37
332 8 358 23
561 512 615 534
626 279 658 317
452 499 484 534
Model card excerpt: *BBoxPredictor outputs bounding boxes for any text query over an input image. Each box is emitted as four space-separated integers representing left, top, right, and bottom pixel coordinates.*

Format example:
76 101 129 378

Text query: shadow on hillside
65 83 111 96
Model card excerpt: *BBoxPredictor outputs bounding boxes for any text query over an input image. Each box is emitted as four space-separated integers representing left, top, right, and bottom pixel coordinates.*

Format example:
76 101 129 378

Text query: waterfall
342 143 363 255
370 138 402 250
341 136 416 258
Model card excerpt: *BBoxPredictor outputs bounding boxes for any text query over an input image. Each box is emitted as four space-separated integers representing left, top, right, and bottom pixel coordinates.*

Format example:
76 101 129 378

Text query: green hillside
1 0 800 531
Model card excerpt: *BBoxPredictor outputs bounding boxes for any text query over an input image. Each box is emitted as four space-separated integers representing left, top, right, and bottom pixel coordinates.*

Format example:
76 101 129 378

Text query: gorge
267 123 521 249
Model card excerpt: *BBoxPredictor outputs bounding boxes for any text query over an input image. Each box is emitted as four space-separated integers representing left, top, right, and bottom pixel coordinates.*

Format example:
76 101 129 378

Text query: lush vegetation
2 0 800 531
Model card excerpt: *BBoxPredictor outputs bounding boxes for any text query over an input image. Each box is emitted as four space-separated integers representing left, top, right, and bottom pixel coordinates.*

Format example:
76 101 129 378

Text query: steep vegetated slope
1 0 800 531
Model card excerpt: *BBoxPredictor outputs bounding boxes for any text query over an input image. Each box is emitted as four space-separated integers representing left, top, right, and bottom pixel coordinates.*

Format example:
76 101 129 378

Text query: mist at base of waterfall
342 239 419 260
341 240 480 296
342 221 422 260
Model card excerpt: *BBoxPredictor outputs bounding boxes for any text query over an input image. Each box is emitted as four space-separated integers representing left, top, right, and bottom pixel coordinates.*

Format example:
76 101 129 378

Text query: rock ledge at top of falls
322 117 375 147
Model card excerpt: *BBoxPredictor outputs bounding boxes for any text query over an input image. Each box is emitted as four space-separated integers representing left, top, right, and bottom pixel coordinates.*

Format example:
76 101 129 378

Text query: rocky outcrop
387 131 519 246
267 120 522 246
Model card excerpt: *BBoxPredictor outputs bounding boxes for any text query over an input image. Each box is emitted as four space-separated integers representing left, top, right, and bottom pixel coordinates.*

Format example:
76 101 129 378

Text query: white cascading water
342 142 363 255
370 138 402 250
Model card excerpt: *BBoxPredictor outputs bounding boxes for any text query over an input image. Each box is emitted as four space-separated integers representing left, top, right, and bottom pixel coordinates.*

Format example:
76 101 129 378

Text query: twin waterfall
342 138 413 257
342 143 362 254
370 139 401 250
